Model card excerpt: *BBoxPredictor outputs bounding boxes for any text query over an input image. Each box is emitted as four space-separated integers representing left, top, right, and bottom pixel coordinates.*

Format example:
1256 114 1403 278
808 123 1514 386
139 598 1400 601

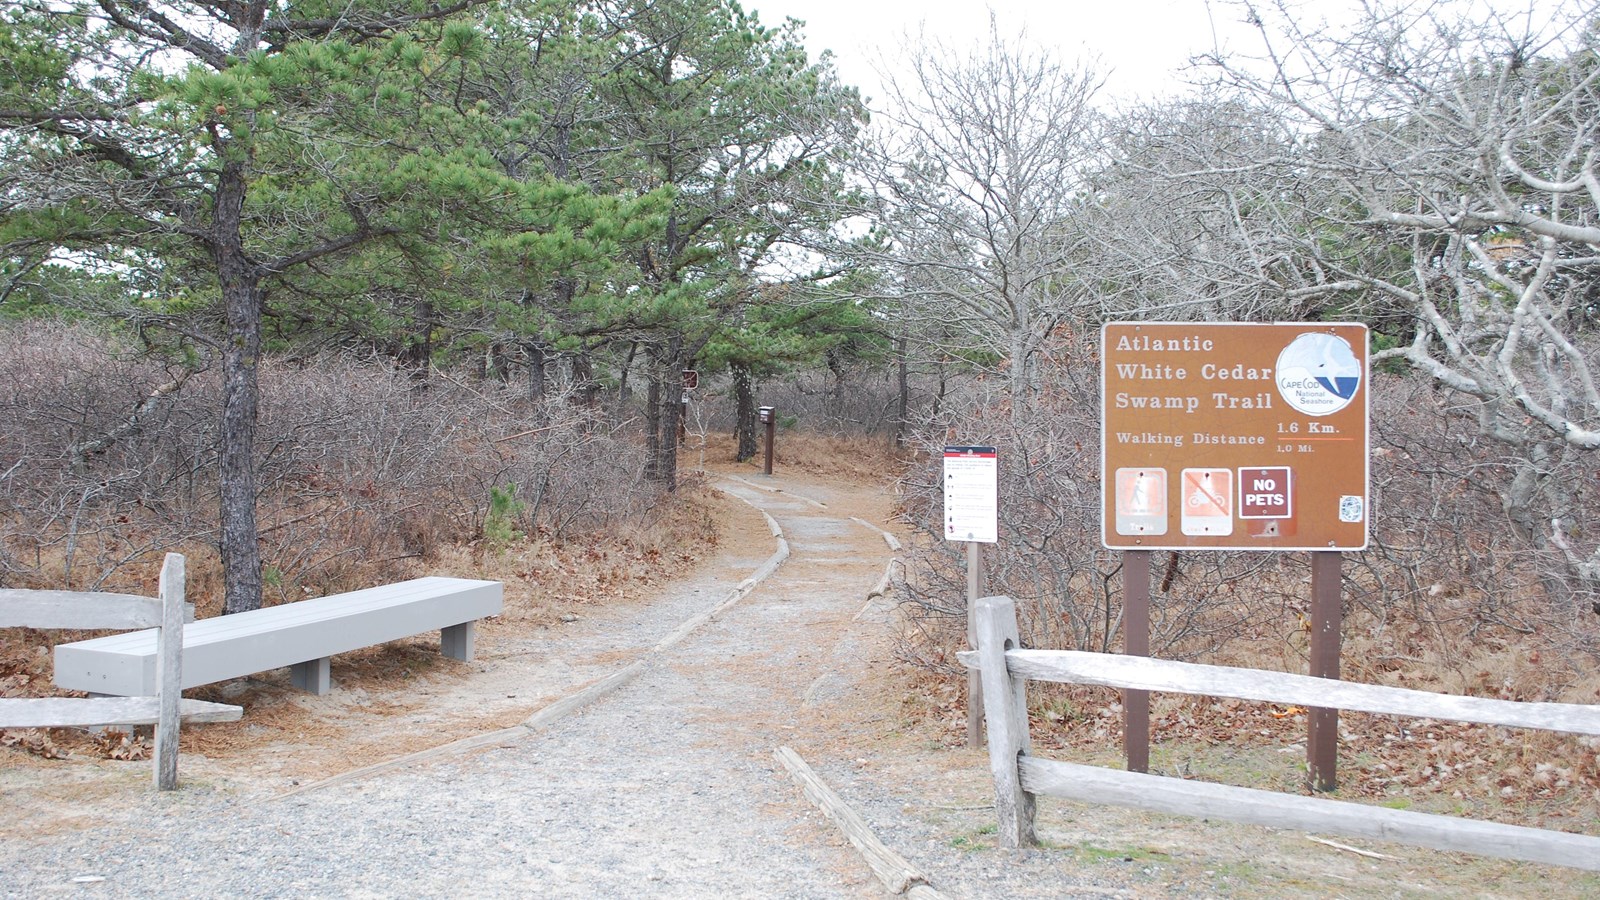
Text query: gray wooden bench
0 554 243 790
53 576 502 697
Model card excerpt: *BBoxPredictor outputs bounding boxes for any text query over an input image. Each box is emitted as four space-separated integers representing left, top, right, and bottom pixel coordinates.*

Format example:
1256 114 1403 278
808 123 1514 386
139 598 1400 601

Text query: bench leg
441 621 476 661
86 694 134 734
290 658 332 695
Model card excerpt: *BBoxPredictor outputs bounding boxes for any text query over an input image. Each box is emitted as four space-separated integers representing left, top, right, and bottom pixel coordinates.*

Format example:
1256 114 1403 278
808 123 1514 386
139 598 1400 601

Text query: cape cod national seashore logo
1275 332 1361 416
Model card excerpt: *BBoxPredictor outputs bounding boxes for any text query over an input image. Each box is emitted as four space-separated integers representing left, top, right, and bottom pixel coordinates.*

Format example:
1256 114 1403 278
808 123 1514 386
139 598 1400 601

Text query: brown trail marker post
1122 549 1152 772
1102 322 1368 787
1308 550 1342 791
759 406 776 476
945 445 998 748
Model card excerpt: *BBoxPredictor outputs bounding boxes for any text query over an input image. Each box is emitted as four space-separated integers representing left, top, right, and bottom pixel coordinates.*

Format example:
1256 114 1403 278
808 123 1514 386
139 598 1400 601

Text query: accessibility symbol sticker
1180 468 1233 536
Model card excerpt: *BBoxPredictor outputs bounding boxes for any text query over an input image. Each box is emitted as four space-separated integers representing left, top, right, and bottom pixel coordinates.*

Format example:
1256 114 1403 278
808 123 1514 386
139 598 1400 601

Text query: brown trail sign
1100 322 1369 789
1101 322 1368 551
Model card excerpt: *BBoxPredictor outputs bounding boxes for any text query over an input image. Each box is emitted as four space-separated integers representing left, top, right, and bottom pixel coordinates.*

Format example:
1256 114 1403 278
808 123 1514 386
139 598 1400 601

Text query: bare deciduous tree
1084 94 1364 323
1204 0 1600 601
859 20 1104 402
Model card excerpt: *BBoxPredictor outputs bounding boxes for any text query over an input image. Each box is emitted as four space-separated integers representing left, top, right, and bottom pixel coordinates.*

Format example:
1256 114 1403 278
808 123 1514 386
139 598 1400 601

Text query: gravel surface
0 474 1006 897
4 469 1576 898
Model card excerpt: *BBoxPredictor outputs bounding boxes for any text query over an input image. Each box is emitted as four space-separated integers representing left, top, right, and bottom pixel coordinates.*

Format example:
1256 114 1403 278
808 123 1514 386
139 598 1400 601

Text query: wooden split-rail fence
960 594 1600 872
0 554 242 790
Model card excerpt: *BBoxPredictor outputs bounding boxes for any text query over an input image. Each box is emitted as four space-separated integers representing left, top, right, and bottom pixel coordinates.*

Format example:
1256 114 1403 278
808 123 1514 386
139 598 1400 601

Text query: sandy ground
2 463 1596 897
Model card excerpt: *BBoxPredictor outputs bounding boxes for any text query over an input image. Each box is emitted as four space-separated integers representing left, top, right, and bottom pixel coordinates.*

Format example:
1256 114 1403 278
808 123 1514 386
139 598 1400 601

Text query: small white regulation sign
944 446 998 543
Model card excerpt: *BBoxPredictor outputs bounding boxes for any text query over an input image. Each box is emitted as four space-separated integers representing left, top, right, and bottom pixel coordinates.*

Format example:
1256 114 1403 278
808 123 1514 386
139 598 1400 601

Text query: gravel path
18 468 1554 898
0 472 1184 898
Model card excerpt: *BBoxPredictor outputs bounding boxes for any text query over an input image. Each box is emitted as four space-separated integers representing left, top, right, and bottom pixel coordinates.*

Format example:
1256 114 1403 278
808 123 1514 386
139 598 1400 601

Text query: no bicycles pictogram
1180 468 1232 536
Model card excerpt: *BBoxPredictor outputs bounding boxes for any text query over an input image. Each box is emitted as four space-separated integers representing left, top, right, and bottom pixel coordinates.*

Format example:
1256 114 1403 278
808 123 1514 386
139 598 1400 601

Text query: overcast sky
740 0 1586 111
740 0 1262 108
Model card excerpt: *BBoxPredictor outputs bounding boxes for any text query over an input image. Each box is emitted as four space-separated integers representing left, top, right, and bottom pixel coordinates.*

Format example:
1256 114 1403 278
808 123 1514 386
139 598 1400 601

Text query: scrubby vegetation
0 322 667 600
889 333 1600 828
3 0 1598 845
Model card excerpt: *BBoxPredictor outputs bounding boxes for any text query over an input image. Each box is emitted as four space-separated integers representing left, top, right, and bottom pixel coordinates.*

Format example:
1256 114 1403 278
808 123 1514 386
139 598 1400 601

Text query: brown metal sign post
759 406 775 476
1308 550 1343 791
1123 550 1151 773
1100 322 1369 783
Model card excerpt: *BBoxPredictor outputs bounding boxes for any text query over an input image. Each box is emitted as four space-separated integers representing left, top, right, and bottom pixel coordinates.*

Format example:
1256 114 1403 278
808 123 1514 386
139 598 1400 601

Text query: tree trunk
1501 454 1545 547
525 340 547 405
645 374 662 481
660 386 680 490
1009 325 1032 414
826 347 845 417
401 296 434 385
618 342 637 405
571 351 599 408
733 361 757 461
645 342 682 489
215 157 264 615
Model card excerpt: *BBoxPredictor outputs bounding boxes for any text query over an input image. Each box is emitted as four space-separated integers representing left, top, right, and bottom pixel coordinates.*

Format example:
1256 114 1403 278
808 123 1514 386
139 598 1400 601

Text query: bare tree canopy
1184 0 1600 595
857 19 1105 399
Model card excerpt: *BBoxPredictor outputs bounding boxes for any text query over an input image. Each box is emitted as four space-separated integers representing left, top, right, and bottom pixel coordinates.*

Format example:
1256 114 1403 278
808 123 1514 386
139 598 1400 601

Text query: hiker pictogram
1114 467 1167 536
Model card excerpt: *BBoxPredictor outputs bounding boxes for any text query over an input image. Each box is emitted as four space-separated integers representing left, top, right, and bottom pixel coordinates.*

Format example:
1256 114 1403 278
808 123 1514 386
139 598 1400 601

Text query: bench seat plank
53 576 502 696
0 697 243 728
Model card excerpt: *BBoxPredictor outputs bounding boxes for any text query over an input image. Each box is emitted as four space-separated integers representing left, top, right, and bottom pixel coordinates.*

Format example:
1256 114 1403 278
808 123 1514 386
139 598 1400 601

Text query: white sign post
945 445 998 748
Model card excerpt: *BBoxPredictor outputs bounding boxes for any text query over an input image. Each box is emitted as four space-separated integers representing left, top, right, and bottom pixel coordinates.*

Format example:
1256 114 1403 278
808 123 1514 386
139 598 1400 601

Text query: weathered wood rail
0 554 243 790
959 594 1600 872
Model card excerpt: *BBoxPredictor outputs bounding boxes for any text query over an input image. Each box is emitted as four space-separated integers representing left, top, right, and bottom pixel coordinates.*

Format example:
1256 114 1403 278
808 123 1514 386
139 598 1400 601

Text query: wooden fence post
154 553 183 791
975 594 1036 848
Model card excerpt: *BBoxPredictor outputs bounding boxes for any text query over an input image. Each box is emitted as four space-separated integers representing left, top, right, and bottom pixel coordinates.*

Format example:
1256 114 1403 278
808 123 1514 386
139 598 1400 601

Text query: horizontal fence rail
0 696 245 729
956 648 1600 737
0 555 240 790
0 590 173 630
1019 757 1600 872
967 594 1600 872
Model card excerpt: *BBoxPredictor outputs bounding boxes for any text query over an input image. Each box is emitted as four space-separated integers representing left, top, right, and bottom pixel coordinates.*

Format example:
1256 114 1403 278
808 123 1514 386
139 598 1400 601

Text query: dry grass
890 584 1600 838
0 479 728 768
691 429 910 485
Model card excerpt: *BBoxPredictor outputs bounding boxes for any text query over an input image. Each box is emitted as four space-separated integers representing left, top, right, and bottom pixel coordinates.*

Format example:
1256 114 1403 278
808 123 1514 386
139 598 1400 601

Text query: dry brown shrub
699 361 904 438
0 322 664 600
893 342 1600 671
0 321 721 760
690 428 906 484
887 335 1600 829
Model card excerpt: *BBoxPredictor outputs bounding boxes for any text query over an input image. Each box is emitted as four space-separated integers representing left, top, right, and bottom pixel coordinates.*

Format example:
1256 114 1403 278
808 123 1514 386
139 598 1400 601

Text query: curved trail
0 476 909 896
271 500 791 800
6 471 1572 896
0 472 1161 898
